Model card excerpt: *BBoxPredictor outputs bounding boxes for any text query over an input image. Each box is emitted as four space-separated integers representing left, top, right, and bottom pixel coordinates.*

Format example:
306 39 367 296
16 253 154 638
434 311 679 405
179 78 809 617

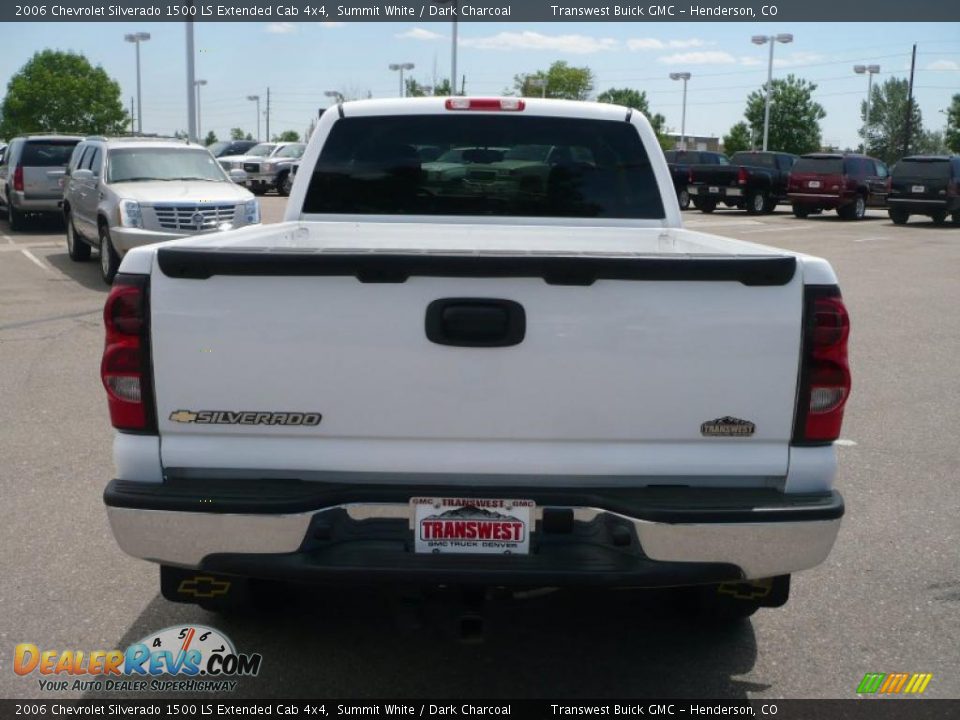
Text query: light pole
124 32 150 134
389 63 415 97
669 72 692 151
436 0 459 94
194 80 207 142
854 64 881 150
751 33 793 151
527 77 547 98
247 95 260 141
186 22 196 142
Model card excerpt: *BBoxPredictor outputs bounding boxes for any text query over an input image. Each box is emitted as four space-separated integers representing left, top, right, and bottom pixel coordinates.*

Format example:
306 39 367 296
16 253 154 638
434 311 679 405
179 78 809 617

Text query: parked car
102 97 848 623
886 155 960 226
250 142 305 196
0 143 7 166
687 151 797 214
663 150 728 210
787 153 889 220
62 136 260 284
217 142 277 172
0 134 82 230
207 139 258 158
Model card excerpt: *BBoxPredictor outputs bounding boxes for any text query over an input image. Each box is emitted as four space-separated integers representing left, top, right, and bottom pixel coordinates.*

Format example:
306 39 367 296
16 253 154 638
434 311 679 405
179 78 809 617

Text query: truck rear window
21 140 79 167
893 159 951 180
302 115 664 219
793 157 844 174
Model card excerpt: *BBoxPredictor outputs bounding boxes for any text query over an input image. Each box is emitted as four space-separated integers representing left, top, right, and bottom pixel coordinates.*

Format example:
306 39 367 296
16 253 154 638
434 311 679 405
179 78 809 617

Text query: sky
1 21 958 149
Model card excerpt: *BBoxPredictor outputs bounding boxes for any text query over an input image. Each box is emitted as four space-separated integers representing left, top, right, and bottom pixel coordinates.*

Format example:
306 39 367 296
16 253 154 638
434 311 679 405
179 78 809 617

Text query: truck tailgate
148 223 804 484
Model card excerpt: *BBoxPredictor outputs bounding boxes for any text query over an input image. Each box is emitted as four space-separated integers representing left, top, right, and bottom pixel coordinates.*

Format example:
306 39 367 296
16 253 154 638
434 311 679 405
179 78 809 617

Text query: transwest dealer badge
701 416 756 437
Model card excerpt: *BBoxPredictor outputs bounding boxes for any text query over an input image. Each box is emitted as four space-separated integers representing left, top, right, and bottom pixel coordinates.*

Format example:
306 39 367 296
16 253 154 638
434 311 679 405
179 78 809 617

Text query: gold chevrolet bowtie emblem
718 579 773 600
169 410 198 423
177 576 231 598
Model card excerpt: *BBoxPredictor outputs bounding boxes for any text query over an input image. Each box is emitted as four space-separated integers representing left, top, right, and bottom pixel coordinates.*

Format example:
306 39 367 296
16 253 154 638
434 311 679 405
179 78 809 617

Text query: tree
229 127 247 141
273 130 300 142
859 77 923 164
723 122 753 155
0 50 128 138
512 61 594 101
944 93 960 154
914 130 946 155
434 78 453 96
405 78 433 97
596 88 665 134
743 74 825 156
203 130 218 146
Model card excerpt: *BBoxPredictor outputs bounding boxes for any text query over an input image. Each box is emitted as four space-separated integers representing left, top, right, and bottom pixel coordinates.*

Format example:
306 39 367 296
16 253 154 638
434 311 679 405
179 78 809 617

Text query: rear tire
695 198 717 214
99 223 120 285
792 204 810 219
678 188 690 210
746 191 767 215
8 200 26 231
251 185 266 196
839 195 866 221
888 208 909 225
931 210 947 225
66 212 91 261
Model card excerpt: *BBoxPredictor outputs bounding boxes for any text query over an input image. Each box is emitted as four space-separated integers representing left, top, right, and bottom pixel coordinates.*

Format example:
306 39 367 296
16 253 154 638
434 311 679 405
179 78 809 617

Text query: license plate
808 180 821 189
912 185 925 194
709 186 719 194
411 497 534 555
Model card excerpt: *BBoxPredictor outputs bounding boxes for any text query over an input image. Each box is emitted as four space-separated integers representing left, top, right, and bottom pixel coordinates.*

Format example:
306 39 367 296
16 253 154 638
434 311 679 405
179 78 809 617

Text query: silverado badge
701 416 756 437
168 410 322 426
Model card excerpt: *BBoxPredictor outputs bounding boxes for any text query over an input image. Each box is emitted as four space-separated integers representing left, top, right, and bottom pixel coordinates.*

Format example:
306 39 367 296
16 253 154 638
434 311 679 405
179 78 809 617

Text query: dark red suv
787 153 889 220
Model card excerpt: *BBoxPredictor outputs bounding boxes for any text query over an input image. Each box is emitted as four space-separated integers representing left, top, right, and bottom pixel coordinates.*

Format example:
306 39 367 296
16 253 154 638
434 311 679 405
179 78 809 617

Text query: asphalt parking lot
1 199 957 700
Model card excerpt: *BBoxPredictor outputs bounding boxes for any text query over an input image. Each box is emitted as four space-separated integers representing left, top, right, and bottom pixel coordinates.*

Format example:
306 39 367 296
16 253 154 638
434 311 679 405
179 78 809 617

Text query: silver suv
0 134 82 230
63 137 260 283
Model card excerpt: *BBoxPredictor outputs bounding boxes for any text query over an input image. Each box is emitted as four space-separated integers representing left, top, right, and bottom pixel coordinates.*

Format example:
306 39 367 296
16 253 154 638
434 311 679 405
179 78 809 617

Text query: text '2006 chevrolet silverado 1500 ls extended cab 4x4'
101 97 850 622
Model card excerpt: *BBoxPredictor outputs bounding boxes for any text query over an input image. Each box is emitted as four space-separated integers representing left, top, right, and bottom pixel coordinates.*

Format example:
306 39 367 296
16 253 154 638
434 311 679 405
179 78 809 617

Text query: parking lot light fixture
751 33 793 151
194 80 207 142
247 95 261 141
389 63 415 98
854 64 881 148
669 72 692 151
324 90 345 104
124 32 151 135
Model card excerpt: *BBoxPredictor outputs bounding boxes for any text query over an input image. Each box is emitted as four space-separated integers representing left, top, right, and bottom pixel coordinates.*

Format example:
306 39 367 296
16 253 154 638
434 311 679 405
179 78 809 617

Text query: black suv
887 155 960 226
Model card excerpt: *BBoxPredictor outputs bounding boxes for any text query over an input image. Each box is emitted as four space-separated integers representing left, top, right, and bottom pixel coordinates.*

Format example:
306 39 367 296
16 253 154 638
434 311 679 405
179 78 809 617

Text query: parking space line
19 248 53 273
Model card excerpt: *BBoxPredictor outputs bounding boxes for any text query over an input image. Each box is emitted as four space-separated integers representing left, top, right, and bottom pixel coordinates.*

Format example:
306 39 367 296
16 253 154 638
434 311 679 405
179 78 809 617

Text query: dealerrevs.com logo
14 625 262 693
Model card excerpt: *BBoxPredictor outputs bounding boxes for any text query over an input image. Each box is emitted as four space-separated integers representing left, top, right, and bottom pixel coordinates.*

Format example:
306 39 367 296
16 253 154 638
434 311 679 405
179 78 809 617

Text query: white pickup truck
101 98 850 621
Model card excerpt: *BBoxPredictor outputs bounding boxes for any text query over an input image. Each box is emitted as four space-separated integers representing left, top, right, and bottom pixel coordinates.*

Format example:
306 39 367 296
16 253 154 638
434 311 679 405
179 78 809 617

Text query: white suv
63 137 260 283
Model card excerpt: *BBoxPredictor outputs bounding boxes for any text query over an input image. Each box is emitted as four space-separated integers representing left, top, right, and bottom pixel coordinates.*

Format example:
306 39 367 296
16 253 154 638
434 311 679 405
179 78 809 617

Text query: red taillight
101 274 155 433
737 167 748 185
794 287 851 444
947 179 958 197
886 176 892 192
13 165 24 192
445 98 525 112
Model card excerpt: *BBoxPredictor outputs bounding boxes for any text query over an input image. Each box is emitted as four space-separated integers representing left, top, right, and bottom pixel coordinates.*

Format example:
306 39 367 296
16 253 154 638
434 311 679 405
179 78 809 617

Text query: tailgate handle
425 299 525 347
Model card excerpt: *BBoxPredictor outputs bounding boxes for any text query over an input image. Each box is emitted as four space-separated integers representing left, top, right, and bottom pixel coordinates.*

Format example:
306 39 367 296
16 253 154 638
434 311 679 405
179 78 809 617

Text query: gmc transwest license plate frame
411 497 535 555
